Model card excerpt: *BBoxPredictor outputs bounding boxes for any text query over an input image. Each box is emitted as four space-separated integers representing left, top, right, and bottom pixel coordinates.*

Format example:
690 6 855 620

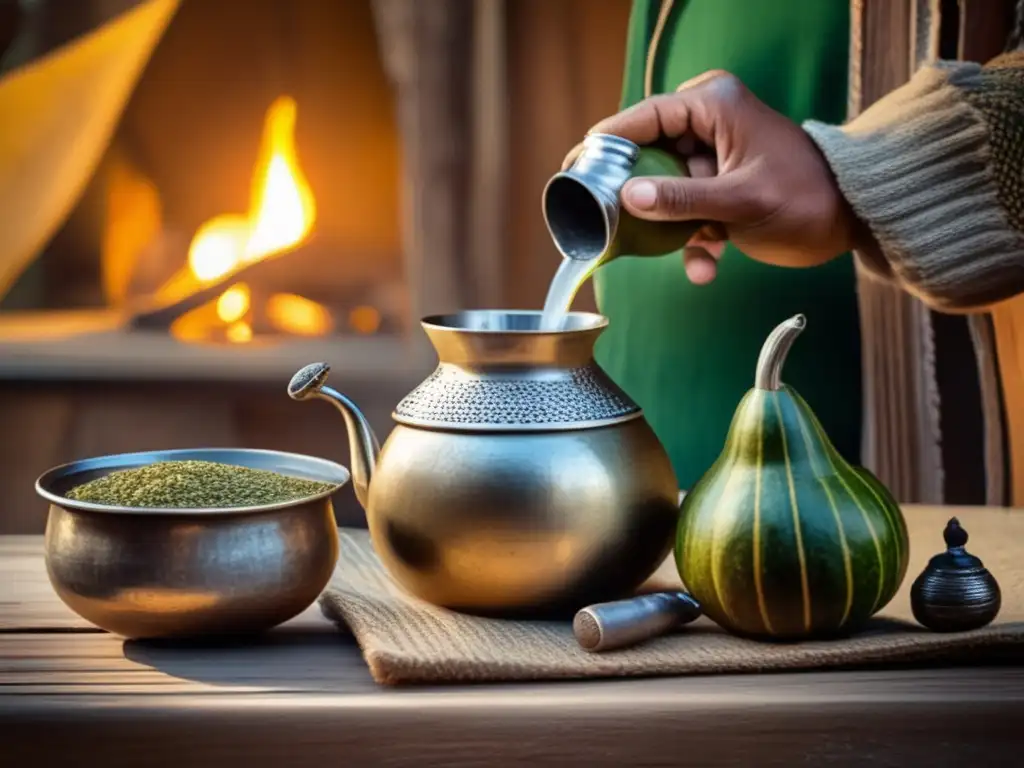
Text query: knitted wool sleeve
802 51 1024 312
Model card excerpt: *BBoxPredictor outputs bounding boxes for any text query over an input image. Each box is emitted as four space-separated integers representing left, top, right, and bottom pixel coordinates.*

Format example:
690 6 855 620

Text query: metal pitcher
542 133 704 269
289 310 679 617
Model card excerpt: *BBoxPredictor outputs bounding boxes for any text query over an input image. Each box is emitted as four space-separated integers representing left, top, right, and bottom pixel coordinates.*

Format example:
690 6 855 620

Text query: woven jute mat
319 506 1024 686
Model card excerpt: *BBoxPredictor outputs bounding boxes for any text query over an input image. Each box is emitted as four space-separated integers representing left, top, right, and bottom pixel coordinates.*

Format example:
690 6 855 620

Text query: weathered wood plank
0 632 370 694
3 667 1024 767
0 318 420 382
2 519 1024 766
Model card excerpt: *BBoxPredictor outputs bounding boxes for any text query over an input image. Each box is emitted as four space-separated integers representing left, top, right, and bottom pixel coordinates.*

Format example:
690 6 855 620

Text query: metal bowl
35 448 349 639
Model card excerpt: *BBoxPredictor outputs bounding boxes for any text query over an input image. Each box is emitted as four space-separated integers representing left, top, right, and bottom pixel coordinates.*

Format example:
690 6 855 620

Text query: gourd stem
754 314 807 391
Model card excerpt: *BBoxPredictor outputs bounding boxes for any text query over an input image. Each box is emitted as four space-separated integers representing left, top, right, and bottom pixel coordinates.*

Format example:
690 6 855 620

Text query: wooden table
2 529 1023 767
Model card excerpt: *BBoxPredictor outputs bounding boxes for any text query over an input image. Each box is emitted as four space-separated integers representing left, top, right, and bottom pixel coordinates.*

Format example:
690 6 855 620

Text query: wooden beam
851 0 944 504
370 0 474 336
468 0 508 310
958 0 1019 504
0 310 423 383
959 0 1018 62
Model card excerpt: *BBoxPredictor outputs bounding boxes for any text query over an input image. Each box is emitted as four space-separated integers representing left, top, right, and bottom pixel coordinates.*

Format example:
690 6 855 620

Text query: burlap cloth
319 506 1024 685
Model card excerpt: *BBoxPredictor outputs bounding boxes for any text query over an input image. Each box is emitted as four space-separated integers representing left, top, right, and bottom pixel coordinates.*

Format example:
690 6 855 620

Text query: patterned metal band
393 364 641 430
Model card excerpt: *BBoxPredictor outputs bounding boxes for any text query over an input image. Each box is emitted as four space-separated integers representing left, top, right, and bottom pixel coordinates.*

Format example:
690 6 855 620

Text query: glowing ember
216 284 250 324
226 321 253 343
349 305 381 335
266 293 334 337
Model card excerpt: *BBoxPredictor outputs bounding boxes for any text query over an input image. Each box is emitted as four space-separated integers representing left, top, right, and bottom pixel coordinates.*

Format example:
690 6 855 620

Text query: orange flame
172 96 331 342
187 95 316 286
181 96 320 338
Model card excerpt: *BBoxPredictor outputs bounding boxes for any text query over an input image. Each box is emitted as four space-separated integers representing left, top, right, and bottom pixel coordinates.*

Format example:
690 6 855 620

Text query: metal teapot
289 310 679 617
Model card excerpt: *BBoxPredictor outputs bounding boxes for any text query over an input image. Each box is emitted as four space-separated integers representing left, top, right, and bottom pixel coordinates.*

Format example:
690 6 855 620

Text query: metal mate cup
542 133 640 266
543 133 703 268
35 448 348 639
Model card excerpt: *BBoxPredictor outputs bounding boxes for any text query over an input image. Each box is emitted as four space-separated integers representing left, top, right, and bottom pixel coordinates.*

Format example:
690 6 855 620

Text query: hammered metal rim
420 309 608 335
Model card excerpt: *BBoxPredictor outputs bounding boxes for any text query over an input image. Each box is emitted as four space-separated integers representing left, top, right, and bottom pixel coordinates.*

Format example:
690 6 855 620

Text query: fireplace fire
0 0 419 379
0 0 623 386
167 95 343 345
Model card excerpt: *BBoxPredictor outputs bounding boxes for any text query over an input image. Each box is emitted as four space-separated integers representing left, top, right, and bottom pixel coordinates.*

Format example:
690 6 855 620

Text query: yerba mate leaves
65 460 334 509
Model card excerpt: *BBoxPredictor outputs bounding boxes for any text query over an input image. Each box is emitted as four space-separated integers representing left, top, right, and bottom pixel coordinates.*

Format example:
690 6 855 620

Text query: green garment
594 0 862 490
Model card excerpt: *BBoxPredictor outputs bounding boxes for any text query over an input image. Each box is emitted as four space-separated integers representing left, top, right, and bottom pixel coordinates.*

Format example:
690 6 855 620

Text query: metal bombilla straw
574 591 702 652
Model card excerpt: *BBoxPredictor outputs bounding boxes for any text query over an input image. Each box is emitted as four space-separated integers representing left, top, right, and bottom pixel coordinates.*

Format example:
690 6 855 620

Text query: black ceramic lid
926 517 985 570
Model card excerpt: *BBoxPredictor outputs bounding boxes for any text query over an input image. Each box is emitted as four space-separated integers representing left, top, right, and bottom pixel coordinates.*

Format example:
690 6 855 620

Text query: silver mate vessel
290 310 679 616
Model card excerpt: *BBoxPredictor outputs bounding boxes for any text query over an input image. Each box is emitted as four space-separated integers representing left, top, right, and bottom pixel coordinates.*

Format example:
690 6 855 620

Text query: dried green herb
65 460 335 508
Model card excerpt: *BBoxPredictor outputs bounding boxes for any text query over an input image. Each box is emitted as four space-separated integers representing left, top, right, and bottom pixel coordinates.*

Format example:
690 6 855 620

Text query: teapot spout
288 363 379 509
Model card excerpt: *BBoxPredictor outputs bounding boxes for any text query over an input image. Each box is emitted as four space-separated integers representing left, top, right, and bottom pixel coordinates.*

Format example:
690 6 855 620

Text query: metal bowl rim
35 447 351 516
420 309 608 335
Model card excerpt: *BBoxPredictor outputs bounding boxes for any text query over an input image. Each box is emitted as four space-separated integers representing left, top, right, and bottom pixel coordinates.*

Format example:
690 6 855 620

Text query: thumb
621 176 752 223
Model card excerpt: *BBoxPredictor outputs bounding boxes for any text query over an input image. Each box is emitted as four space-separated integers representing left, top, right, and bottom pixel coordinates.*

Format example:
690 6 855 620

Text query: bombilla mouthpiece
573 591 701 652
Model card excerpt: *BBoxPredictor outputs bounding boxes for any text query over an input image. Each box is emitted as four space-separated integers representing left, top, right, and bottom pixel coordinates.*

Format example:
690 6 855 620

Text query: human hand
562 71 867 284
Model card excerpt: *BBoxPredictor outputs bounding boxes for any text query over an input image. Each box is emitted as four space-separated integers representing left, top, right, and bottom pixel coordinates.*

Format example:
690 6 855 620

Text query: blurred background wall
0 0 631 533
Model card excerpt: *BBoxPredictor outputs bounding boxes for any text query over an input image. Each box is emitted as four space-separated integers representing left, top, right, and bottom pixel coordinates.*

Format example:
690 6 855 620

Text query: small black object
910 517 1001 632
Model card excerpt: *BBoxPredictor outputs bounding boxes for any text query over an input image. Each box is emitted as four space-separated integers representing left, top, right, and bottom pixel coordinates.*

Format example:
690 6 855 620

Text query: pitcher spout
288 363 379 509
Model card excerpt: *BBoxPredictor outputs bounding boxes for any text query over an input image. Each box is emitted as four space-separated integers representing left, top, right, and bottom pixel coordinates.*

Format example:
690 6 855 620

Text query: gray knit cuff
803 64 1024 311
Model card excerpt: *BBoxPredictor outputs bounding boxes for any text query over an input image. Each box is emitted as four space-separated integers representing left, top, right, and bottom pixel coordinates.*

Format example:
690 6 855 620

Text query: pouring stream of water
539 258 600 331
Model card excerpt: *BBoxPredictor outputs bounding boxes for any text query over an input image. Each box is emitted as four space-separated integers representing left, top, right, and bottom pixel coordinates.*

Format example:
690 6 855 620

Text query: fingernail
683 248 717 285
625 181 657 210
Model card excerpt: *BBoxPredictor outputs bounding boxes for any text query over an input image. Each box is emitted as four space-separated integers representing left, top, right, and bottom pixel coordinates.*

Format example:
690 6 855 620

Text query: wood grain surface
2 525 1024 766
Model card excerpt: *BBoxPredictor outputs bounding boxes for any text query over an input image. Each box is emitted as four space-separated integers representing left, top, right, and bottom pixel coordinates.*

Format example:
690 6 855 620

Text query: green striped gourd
676 315 909 640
